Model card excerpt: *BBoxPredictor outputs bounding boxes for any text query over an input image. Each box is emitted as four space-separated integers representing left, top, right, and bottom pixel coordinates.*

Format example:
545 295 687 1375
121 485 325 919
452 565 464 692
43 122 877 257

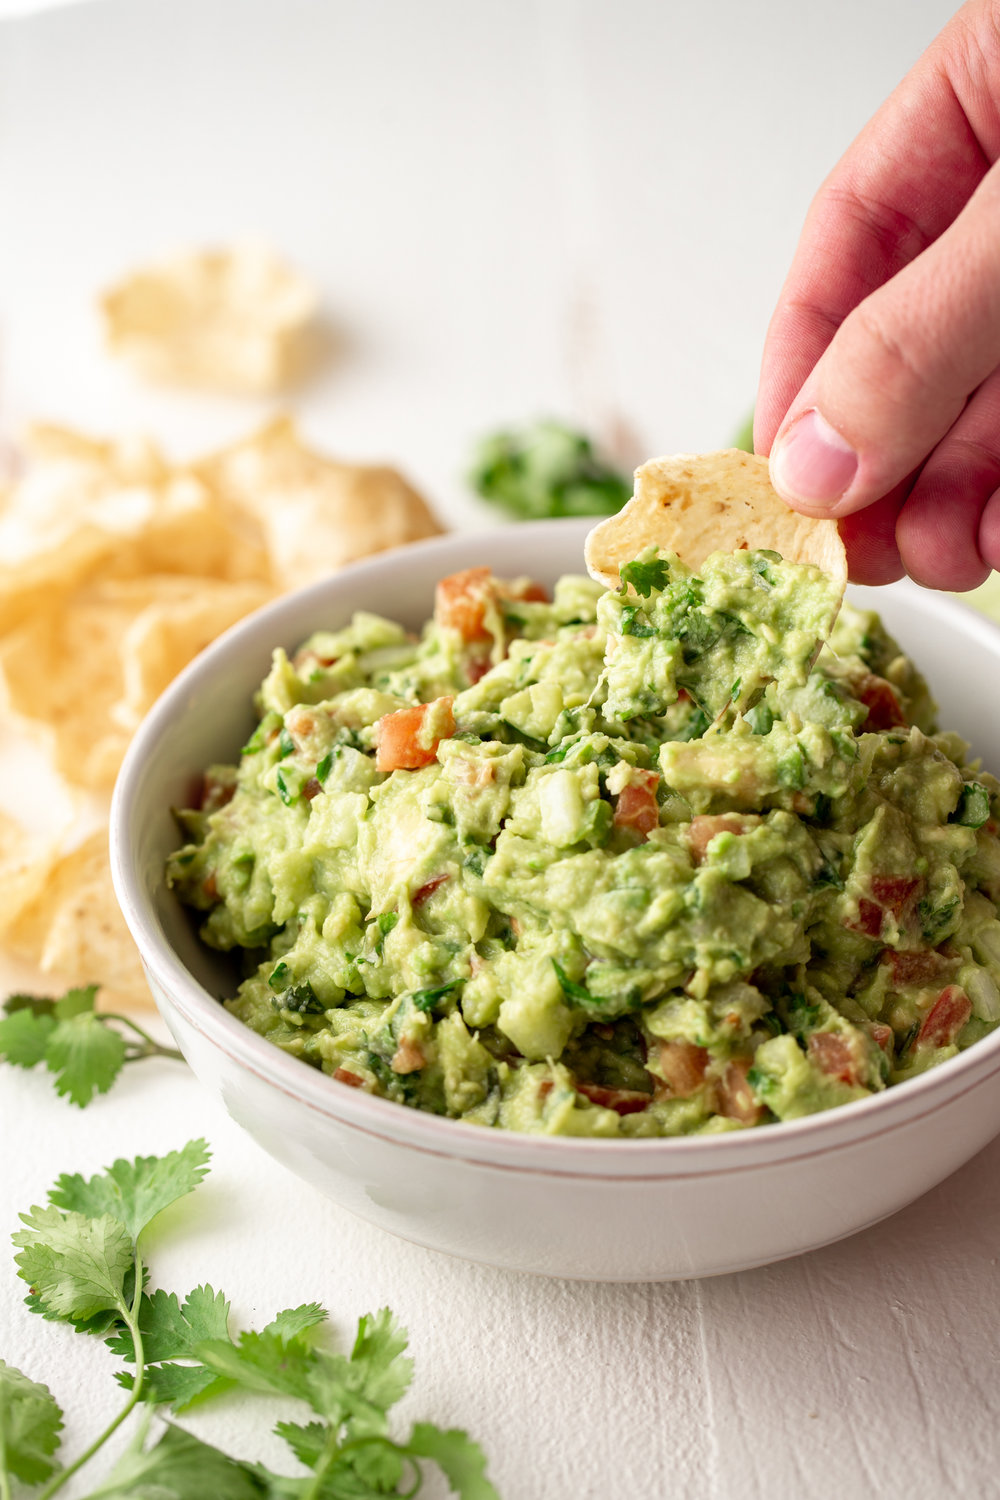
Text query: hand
755 0 1000 589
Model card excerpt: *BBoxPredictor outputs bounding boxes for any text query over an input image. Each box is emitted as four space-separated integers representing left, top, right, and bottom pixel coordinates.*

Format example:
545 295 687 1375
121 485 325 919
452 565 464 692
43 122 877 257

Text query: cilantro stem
34 1254 147 1500
101 1014 184 1063
300 1425 342 1500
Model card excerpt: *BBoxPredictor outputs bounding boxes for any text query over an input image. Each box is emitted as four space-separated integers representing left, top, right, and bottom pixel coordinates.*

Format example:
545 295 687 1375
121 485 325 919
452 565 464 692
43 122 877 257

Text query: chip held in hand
586 449 847 601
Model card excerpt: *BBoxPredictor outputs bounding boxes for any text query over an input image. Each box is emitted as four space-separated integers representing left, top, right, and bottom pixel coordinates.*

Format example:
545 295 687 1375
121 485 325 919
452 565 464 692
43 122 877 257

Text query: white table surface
5 4 999 1498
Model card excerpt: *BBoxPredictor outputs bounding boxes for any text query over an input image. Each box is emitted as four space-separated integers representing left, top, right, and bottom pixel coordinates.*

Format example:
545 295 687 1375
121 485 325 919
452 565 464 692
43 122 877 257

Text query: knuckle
821 183 935 271
847 300 928 395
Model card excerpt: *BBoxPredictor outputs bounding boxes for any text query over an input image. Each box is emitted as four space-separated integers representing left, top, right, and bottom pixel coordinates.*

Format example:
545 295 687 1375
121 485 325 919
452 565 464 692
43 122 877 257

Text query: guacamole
167 551 1000 1137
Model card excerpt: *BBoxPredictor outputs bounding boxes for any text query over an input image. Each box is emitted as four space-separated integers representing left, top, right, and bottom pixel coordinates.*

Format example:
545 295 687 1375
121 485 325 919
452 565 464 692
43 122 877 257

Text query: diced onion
965 966 1000 1023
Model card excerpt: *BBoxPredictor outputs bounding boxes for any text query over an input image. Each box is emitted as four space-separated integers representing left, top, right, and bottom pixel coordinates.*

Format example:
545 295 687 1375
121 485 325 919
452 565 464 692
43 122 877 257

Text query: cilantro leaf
347 1307 413 1415
405 1423 501 1500
411 981 460 1013
337 1438 406 1491
0 1360 64 1485
551 960 594 1005
95 1421 266 1499
272 1418 328 1467
260 1302 328 1342
0 1006 55 1067
109 1285 236 1410
13 1206 132 1321
3 993 59 1017
46 1012 128 1106
196 1329 316 1405
618 557 670 597
49 1139 211 1241
953 781 991 828
1 985 183 1107
54 984 100 1019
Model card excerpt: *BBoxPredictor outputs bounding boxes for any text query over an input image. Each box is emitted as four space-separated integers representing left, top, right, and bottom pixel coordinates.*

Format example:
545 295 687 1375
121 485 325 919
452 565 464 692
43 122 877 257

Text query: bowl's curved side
110 522 1000 1278
147 958 1000 1280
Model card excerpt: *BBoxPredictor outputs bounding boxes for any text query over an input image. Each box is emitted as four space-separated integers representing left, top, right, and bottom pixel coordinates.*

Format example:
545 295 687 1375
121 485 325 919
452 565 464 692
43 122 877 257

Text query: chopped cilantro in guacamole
168 552 1000 1137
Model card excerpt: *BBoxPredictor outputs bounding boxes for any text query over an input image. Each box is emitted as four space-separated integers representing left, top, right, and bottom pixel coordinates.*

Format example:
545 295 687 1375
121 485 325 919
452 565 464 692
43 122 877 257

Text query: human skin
755 0 1000 589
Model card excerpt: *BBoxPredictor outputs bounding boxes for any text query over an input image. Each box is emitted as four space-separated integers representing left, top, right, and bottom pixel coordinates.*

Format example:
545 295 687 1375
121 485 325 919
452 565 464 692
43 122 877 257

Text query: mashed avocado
167 551 1000 1136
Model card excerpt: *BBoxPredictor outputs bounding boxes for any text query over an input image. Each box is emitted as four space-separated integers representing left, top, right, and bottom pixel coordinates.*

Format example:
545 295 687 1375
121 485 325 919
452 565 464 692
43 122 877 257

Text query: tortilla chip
7 829 150 1010
585 449 847 594
0 575 275 790
0 810 57 945
0 435 271 636
114 576 275 732
101 245 320 394
0 590 134 788
196 417 443 588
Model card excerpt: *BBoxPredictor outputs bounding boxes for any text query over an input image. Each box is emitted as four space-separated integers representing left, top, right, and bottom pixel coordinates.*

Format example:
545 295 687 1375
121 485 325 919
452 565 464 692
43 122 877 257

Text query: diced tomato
434 567 495 642
686 813 754 863
917 985 972 1048
333 1067 365 1088
614 771 660 840
200 770 236 814
856 674 908 731
716 1057 764 1125
882 948 954 987
412 873 451 907
501 578 549 604
391 1037 427 1074
466 654 492 684
869 1022 894 1053
657 1039 709 1098
375 697 455 773
850 897 884 938
807 1031 860 1085
201 871 219 903
575 1082 651 1116
870 874 922 915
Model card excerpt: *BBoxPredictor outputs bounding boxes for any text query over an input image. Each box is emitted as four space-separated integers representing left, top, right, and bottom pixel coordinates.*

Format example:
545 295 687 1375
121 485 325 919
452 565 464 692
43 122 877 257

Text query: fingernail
770 409 858 508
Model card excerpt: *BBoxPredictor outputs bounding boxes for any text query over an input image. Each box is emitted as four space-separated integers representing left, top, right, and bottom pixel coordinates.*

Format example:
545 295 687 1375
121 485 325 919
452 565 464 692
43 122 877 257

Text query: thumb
768 161 1000 518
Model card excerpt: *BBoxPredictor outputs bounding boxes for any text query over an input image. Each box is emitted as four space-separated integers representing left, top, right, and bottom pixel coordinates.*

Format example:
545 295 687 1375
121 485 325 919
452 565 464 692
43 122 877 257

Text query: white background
6 4 1000 1500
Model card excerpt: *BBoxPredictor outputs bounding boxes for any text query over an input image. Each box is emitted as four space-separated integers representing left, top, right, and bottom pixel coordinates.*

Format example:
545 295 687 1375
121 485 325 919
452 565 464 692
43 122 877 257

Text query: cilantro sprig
3 1141 498 1499
0 987 183 1107
469 420 630 520
617 557 670 597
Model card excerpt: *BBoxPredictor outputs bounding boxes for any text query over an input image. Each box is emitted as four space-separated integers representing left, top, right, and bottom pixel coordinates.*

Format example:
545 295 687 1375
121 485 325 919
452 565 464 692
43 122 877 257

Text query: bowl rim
110 520 1000 1174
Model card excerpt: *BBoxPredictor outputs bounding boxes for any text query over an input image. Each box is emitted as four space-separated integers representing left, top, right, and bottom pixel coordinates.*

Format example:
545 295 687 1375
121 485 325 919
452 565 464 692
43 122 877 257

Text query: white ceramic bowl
111 520 1000 1281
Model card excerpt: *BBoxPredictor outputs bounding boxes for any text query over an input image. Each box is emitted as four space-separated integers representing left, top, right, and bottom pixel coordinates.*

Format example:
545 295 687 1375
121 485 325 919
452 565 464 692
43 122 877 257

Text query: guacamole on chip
168 454 1000 1137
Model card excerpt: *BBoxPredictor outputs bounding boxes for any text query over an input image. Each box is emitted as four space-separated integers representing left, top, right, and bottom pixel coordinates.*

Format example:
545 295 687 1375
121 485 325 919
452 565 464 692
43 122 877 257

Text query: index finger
755 5 1000 453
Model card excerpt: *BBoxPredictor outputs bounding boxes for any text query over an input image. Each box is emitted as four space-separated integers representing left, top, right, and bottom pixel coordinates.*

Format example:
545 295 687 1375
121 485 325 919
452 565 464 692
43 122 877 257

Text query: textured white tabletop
5 4 998 1498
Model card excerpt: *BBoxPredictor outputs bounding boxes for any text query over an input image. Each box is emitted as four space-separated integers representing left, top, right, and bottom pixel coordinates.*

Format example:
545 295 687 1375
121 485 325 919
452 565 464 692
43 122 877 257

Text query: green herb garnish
469 420 630 520
0 988 182 1108
618 557 670 598
3 1142 498 1498
953 782 991 829
411 982 461 1014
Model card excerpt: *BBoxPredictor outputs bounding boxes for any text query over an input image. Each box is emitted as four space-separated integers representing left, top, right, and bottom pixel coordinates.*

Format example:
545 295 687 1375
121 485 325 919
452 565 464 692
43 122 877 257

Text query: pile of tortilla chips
0 417 441 1009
